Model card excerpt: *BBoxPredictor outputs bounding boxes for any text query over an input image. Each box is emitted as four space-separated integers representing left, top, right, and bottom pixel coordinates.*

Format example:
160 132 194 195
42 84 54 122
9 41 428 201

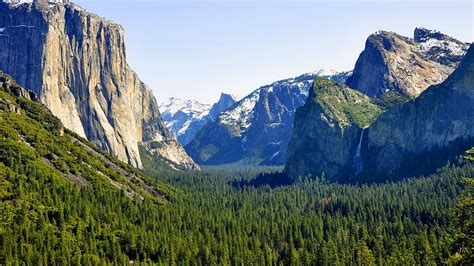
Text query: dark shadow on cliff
360 137 474 184
229 171 294 189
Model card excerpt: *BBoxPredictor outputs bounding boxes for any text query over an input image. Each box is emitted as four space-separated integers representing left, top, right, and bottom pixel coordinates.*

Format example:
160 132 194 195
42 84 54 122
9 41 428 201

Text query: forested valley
2 146 473 264
0 1 473 265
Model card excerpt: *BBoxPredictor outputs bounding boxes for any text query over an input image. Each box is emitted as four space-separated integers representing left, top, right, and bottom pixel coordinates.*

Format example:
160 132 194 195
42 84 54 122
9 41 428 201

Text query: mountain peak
414 27 447 42
160 93 237 146
186 70 350 166
217 92 238 102
347 28 468 99
414 27 468 67
208 92 238 120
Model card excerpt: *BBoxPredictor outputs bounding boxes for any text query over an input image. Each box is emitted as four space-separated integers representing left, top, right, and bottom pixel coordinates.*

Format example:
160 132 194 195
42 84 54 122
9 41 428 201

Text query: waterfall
353 128 365 176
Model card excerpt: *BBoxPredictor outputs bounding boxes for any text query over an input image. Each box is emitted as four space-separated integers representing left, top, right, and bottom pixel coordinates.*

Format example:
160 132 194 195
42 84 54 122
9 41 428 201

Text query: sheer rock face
208 93 237 120
0 1 198 169
363 45 474 180
285 79 383 181
346 28 469 99
286 45 474 182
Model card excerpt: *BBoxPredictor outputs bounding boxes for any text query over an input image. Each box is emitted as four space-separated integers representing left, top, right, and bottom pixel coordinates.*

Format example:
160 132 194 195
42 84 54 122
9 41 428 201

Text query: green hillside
312 78 384 128
0 71 472 264
0 71 178 264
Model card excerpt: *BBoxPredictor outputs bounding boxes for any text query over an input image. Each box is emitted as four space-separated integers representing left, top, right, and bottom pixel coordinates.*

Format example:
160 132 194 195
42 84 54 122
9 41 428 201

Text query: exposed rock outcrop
208 93 238 120
363 44 474 180
285 79 383 181
0 71 37 101
186 70 352 166
346 28 468 100
286 45 474 182
0 70 175 202
0 1 198 169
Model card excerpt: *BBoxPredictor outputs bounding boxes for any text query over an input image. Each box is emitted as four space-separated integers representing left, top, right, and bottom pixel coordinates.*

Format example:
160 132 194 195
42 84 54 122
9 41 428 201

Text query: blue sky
74 0 473 104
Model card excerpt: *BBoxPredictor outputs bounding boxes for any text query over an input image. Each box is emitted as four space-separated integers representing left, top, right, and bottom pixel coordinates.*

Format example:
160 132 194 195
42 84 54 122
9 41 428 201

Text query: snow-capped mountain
414 28 468 67
2 0 66 5
347 28 469 99
160 93 238 146
185 70 351 166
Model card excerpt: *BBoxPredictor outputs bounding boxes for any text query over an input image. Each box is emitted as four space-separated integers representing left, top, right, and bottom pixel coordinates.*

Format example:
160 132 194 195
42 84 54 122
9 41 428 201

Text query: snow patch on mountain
3 0 66 6
160 94 238 145
160 98 210 138
413 27 469 68
218 69 350 133
417 38 466 56
160 98 211 121
186 69 352 166
218 89 261 133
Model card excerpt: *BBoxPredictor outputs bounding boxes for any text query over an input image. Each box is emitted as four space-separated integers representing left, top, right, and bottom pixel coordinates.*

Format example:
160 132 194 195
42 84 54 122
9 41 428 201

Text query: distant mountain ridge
160 93 238 146
186 70 351 166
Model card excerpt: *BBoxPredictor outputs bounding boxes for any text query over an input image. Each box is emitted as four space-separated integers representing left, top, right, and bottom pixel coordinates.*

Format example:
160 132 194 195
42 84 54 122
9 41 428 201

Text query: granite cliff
0 1 198 169
286 45 473 182
285 79 383 181
347 28 468 101
363 44 474 180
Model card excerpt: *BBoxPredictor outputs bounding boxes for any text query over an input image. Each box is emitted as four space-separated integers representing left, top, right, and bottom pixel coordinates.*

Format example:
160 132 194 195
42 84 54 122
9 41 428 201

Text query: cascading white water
353 128 365 175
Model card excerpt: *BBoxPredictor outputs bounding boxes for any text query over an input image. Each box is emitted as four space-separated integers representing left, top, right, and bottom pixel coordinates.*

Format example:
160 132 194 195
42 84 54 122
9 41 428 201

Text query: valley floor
139 159 472 265
2 152 472 265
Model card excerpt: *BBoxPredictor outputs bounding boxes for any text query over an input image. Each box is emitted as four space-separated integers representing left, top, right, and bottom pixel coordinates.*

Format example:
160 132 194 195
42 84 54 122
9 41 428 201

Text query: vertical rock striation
0 1 198 169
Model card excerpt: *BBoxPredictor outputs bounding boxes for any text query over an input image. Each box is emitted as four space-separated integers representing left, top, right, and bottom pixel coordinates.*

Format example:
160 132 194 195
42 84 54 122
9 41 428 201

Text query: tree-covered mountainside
0 71 176 202
0 65 472 264
311 78 383 129
0 71 180 264
448 149 474 264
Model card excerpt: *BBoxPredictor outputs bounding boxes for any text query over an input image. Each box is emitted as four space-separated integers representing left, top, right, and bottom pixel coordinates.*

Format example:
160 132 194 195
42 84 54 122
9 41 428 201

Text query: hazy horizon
74 0 473 104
